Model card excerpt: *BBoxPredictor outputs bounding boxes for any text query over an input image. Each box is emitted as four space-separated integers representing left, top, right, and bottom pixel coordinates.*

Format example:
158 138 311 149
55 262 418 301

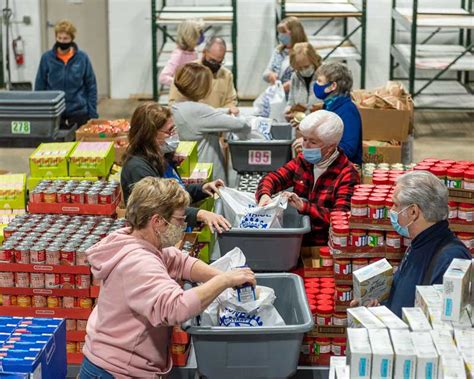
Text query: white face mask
156 218 186 248
299 66 315 78
161 134 180 154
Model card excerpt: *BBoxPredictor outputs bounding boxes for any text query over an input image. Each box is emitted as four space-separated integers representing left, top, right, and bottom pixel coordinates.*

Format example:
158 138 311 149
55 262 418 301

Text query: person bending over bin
256 110 359 246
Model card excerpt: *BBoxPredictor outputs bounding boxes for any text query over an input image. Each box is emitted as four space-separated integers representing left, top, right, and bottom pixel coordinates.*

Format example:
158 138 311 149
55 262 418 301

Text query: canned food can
47 296 61 308
98 190 113 204
77 320 88 331
14 245 30 264
0 246 14 263
30 273 45 289
30 246 46 264
2 294 17 306
75 248 89 266
43 189 57 204
17 295 31 307
57 189 71 203
60 274 75 289
45 246 61 265
0 272 14 287
77 341 86 352
66 319 77 331
92 277 101 287
78 297 93 309
76 275 91 289
71 190 85 204
45 273 61 289
60 247 75 266
32 295 47 308
85 191 99 205
15 272 30 288
62 296 76 309
66 342 77 353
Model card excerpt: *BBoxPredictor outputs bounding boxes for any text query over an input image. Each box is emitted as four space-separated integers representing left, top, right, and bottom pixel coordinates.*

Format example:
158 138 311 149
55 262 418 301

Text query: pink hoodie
83 228 201 378
159 47 198 86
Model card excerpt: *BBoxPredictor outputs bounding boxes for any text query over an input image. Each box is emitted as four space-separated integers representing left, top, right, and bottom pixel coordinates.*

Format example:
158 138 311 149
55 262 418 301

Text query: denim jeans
79 356 115 379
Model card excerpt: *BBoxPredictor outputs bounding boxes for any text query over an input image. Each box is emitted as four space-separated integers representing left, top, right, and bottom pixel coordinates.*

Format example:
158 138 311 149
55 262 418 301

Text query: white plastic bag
219 187 287 229
218 286 286 327
253 81 287 122
231 116 273 141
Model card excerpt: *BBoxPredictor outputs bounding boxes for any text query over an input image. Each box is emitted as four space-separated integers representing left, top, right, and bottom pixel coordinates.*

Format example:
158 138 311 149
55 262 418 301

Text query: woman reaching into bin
256 110 359 246
121 102 231 233
79 177 256 378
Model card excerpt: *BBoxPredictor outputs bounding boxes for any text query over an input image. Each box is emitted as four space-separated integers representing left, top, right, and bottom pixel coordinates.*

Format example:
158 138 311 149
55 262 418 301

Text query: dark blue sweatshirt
386 220 471 317
324 95 362 165
35 43 98 118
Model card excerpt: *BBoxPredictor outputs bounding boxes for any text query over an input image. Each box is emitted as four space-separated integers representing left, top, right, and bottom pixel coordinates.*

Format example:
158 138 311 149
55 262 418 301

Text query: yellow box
0 174 26 210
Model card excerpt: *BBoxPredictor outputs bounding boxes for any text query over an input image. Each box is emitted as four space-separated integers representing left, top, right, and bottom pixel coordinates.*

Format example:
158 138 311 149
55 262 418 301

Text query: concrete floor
0 98 473 175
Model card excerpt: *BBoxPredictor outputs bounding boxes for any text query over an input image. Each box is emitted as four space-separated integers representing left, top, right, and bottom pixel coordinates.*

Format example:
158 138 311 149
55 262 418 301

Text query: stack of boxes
0 174 27 243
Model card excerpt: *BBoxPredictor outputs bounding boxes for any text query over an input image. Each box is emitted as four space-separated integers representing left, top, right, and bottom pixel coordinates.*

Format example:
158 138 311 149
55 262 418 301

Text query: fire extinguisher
12 36 25 66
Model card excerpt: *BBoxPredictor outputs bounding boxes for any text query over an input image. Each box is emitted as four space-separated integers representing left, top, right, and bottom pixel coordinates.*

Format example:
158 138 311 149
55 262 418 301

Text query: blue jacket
35 43 98 118
386 220 471 317
324 95 362 165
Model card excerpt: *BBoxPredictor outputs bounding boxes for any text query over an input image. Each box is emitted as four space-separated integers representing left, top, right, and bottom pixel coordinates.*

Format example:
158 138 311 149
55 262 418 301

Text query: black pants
60 113 90 130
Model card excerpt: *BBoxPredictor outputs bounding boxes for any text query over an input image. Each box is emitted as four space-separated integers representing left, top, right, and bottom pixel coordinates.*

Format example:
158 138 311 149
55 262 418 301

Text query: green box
195 196 215 212
198 239 215 264
69 141 115 177
176 141 198 178
27 176 99 191
0 174 26 210
29 142 77 178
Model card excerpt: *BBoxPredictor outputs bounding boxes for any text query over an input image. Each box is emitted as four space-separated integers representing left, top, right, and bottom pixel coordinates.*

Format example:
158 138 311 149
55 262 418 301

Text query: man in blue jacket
35 20 98 129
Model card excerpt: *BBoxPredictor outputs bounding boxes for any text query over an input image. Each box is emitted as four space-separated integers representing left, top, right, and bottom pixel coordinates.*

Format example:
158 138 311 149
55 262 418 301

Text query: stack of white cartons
454 329 474 379
430 329 467 379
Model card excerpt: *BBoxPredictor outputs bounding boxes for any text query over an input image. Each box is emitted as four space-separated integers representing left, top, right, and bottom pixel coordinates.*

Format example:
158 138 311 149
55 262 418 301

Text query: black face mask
55 41 73 51
202 58 221 74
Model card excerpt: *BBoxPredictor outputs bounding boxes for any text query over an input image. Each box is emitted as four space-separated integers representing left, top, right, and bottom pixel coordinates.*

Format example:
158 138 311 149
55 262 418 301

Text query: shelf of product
28 179 121 216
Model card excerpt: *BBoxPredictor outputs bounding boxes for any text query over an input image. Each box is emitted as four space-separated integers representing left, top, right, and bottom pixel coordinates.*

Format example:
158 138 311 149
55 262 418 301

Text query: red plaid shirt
256 150 360 246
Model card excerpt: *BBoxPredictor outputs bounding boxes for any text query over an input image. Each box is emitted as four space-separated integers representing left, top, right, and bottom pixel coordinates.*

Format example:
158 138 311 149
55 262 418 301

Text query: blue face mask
302 147 322 164
278 32 291 46
313 82 333 100
389 206 414 238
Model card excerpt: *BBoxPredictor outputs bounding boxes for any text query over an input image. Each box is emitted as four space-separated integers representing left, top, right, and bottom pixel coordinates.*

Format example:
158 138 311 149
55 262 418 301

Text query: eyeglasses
159 126 176 137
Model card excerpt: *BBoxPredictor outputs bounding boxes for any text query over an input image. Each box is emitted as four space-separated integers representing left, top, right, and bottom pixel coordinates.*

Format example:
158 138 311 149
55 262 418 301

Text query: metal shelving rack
151 0 237 102
280 0 367 88
389 0 474 111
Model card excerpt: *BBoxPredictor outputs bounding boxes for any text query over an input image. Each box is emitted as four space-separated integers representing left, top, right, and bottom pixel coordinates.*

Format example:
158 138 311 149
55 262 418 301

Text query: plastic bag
231 116 273 141
219 187 287 229
253 81 287 122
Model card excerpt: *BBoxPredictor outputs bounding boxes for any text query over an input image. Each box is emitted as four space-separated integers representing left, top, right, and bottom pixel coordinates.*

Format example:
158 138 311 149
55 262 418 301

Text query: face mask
278 32 291 46
389 206 414 238
56 41 73 51
299 67 315 78
313 82 333 100
202 58 221 74
157 218 186 248
161 134 180 154
197 32 205 45
302 147 322 164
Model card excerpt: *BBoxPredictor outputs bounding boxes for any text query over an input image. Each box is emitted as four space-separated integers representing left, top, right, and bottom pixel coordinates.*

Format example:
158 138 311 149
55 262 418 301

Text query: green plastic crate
29 142 77 178
69 141 115 177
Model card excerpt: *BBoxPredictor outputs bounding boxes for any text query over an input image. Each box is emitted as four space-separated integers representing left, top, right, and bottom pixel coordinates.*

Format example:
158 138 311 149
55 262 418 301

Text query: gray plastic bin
0 91 65 105
183 273 314 379
215 199 310 271
0 100 66 113
0 108 64 138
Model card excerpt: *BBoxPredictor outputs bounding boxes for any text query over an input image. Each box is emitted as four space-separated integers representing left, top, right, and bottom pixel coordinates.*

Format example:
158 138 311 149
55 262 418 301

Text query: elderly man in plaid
256 110 360 246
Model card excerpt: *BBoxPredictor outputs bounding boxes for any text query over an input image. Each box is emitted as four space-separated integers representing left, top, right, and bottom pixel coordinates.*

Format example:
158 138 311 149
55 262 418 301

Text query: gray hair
204 36 227 52
316 62 353 96
395 171 448 222
299 110 344 146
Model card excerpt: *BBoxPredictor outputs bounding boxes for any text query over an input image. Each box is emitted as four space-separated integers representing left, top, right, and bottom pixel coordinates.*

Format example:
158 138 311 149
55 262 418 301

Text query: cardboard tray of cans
449 187 474 204
0 306 92 319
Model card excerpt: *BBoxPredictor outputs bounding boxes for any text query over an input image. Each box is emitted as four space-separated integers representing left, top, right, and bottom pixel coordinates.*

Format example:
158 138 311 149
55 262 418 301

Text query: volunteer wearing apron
80 177 256 378
121 102 231 233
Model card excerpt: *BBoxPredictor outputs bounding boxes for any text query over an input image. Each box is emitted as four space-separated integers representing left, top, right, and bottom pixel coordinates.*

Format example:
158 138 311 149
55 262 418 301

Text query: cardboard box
347 307 386 329
353 259 393 305
450 308 472 330
182 163 213 185
176 141 198 178
415 286 443 316
389 329 416 379
300 246 334 277
0 174 26 210
442 258 471 322
368 329 394 379
347 328 372 379
69 141 115 177
335 365 350 379
454 329 474 379
329 356 347 379
363 141 402 165
402 307 432 332
429 330 458 357
410 332 439 379
439 356 468 379
428 307 453 335
29 142 77 178
369 306 409 330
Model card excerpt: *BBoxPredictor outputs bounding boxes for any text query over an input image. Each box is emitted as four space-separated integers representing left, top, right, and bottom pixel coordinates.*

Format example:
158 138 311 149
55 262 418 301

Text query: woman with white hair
383 170 470 316
256 110 359 246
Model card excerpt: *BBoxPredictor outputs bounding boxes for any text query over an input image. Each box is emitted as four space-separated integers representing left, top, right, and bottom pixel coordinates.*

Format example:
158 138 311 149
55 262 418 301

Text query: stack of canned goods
237 172 264 192
0 214 126 309
362 163 415 179
29 179 120 205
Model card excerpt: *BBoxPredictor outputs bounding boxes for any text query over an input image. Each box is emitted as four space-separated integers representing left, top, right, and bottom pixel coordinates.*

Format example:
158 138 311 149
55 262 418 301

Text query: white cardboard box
329 356 348 379
389 329 416 379
335 365 350 379
347 328 372 379
439 355 467 379
428 307 454 335
430 329 458 357
415 286 443 316
368 329 394 379
451 308 472 330
402 307 432 332
369 305 409 329
347 307 386 329
454 329 474 379
353 259 393 305
410 332 439 379
442 258 471 322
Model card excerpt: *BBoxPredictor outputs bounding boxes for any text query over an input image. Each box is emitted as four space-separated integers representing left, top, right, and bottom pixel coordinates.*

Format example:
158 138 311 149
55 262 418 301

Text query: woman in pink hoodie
80 177 255 378
159 19 205 87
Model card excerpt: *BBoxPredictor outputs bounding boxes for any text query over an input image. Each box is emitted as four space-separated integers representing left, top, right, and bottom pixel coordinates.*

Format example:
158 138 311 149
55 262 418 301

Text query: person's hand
197 210 231 233
284 110 294 122
350 299 380 307
283 192 305 212
310 103 323 113
283 81 291 92
267 72 278 84
221 267 256 288
228 106 240 116
258 194 272 207
292 137 303 154
202 179 225 196
290 118 299 128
